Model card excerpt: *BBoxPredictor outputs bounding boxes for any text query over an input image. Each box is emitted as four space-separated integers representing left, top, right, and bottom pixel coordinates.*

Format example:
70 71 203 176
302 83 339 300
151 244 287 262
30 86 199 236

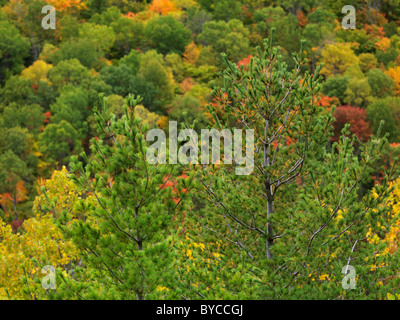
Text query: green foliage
100 49 173 111
79 23 116 54
358 53 378 73
212 0 243 21
0 127 30 159
253 7 302 54
80 76 113 107
0 76 38 106
90 6 122 25
187 9 212 35
335 28 374 55
144 15 191 55
109 14 144 59
54 94 192 299
38 120 82 166
0 150 30 207
198 19 251 65
187 37 400 299
48 59 91 90
50 87 90 137
51 39 105 70
344 77 372 107
100 64 136 96
276 0 323 12
0 18 30 83
137 50 176 111
376 47 399 67
99 63 161 111
119 49 141 74
302 22 334 51
367 97 400 142
2 0 400 301
322 75 349 104
168 93 209 130
367 68 395 98
57 15 81 41
87 94 124 136
1 103 44 135
307 7 335 25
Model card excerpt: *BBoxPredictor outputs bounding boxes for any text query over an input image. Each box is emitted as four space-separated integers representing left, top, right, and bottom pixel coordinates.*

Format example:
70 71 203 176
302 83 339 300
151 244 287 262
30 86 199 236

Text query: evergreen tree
53 94 192 299
187 33 400 299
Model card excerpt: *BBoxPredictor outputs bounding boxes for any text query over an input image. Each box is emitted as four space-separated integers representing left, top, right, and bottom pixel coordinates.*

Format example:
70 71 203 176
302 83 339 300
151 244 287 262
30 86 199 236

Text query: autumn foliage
238 55 252 68
332 105 372 142
149 0 177 15
386 66 400 96
1 0 400 302
0 214 78 299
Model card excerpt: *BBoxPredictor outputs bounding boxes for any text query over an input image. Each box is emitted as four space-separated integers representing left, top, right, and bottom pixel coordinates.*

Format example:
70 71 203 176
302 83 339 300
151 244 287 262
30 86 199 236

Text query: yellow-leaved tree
319 43 359 78
366 177 400 299
0 167 94 299
20 60 53 86
385 66 400 96
0 214 78 299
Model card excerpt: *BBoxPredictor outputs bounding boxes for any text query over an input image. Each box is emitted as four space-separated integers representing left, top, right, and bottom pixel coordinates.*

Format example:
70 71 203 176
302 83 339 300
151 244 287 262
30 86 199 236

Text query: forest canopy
1 0 400 302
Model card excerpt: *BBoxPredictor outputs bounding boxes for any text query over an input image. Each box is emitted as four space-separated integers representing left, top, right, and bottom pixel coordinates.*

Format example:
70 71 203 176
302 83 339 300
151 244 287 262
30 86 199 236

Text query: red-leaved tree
332 105 372 142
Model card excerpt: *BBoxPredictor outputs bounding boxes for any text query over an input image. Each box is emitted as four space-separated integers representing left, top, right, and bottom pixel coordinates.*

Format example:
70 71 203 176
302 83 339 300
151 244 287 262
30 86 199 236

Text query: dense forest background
1 0 400 300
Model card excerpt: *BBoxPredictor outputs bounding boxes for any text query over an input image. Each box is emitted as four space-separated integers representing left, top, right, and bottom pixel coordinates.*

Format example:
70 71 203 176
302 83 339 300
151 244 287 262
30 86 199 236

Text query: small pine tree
54 94 192 300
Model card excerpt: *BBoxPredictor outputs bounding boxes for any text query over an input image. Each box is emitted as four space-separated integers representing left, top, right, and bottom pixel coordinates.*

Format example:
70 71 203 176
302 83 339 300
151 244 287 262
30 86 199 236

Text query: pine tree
53 94 192 300
187 32 400 299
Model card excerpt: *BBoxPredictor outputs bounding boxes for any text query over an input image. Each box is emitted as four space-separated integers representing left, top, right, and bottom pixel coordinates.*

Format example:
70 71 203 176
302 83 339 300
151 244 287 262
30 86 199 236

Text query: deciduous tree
144 15 191 55
332 105 372 142
320 44 359 78
38 120 82 167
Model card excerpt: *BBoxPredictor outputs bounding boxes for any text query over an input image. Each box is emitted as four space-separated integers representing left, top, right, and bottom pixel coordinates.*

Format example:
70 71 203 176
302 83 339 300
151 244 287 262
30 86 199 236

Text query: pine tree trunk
135 206 144 300
266 182 274 260
13 194 18 221
264 119 273 259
